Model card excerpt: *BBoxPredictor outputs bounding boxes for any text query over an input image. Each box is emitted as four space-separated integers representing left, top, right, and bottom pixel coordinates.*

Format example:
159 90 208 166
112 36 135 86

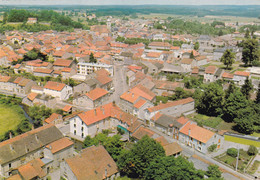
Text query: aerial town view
0 0 259 179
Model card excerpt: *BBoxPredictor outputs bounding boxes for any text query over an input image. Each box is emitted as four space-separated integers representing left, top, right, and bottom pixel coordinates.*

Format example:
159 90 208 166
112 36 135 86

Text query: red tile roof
132 127 156 140
133 99 147 109
179 121 215 143
85 88 108 101
147 97 194 113
130 84 156 101
63 105 72 112
44 113 62 124
234 71 250 77
205 66 217 74
44 81 66 91
46 137 74 154
34 68 53 74
27 92 38 101
53 59 72 67
222 72 234 79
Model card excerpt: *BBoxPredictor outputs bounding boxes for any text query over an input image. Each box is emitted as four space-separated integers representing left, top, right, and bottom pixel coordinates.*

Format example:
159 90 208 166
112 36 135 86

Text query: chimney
188 128 191 136
94 109 97 116
131 118 133 125
132 93 134 97
102 108 105 115
105 168 107 178
9 131 13 139
120 113 122 119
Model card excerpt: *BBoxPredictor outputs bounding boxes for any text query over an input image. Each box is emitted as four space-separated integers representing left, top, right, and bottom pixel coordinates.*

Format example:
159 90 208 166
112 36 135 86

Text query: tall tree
190 51 194 59
223 89 248 122
256 83 260 104
118 135 165 178
245 28 250 39
241 77 253 99
220 49 235 69
89 52 97 63
194 42 199 50
242 39 259 66
197 83 224 116
206 165 223 179
144 156 204 180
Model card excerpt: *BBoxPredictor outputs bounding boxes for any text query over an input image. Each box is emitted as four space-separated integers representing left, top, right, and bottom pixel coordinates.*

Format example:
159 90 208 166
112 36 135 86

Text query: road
110 64 129 103
149 126 254 180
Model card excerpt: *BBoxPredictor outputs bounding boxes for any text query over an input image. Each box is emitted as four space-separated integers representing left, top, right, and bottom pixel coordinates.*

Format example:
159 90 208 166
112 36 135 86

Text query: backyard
216 149 255 172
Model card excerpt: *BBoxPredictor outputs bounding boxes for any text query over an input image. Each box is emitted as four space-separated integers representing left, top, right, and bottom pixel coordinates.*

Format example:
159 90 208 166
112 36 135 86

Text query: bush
208 144 217 152
248 145 258 156
117 127 125 135
227 148 238 157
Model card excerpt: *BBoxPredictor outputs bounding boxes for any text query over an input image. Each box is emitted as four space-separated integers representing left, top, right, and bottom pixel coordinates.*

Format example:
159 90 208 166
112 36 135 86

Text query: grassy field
224 135 260 147
138 13 260 23
187 113 223 128
0 104 25 137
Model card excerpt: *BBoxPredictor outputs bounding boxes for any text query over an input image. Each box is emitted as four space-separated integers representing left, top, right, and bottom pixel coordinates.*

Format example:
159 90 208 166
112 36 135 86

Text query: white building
77 62 114 76
43 81 73 101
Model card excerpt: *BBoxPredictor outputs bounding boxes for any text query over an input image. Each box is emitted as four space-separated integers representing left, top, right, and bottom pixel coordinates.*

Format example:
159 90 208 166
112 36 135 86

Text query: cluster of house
0 15 259 179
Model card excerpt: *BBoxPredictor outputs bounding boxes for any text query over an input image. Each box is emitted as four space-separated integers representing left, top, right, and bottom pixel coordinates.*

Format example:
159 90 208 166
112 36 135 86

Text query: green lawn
0 104 25 137
224 135 260 147
248 160 260 175
187 113 223 128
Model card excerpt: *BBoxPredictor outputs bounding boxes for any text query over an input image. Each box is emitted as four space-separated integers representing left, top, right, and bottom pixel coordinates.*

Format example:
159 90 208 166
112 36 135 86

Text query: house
11 77 36 95
145 97 195 124
44 137 74 168
204 66 217 83
23 92 57 108
0 124 64 178
77 62 114 76
33 68 53 77
179 121 223 153
222 72 234 81
197 35 212 48
95 75 113 91
60 145 119 180
154 80 185 96
233 71 251 86
27 17 37 24
148 42 171 50
43 81 73 100
133 99 154 120
180 58 196 73
163 142 182 157
68 103 138 139
73 88 109 109
73 78 97 95
194 56 208 67
140 61 163 74
120 84 156 113
53 59 75 71
44 113 63 125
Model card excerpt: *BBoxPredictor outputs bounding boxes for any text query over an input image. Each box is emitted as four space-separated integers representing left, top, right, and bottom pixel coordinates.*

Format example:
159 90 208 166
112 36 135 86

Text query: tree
194 42 199 50
206 165 223 179
197 83 224 116
220 49 235 69
242 39 259 66
190 51 194 59
245 28 250 39
218 29 224 36
118 135 165 178
144 156 204 180
89 52 97 63
223 89 248 122
83 133 123 162
3 12 8 24
241 77 253 99
248 145 258 156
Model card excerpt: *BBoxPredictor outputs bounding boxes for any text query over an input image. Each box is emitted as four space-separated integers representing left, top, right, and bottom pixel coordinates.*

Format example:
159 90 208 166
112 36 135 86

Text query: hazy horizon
0 0 260 5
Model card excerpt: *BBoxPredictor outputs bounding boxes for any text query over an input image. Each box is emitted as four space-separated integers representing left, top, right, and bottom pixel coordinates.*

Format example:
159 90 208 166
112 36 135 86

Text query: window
82 121 84 125
9 163 11 168
81 133 84 138
81 127 84 131
74 124 76 128
74 130 76 135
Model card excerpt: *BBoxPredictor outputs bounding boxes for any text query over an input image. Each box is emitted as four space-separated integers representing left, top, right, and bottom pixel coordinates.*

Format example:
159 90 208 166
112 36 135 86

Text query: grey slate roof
0 124 63 165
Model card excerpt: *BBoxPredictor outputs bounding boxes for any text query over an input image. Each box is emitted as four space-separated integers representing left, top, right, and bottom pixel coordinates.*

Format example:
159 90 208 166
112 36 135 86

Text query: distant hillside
1 5 259 18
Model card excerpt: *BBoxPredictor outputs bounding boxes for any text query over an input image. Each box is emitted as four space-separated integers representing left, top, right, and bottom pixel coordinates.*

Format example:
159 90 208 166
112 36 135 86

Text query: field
187 113 223 128
0 104 25 137
216 149 254 171
224 135 260 147
138 13 260 23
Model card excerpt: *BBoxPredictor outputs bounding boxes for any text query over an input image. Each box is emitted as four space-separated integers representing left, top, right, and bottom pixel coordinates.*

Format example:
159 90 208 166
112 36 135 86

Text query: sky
0 0 259 5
